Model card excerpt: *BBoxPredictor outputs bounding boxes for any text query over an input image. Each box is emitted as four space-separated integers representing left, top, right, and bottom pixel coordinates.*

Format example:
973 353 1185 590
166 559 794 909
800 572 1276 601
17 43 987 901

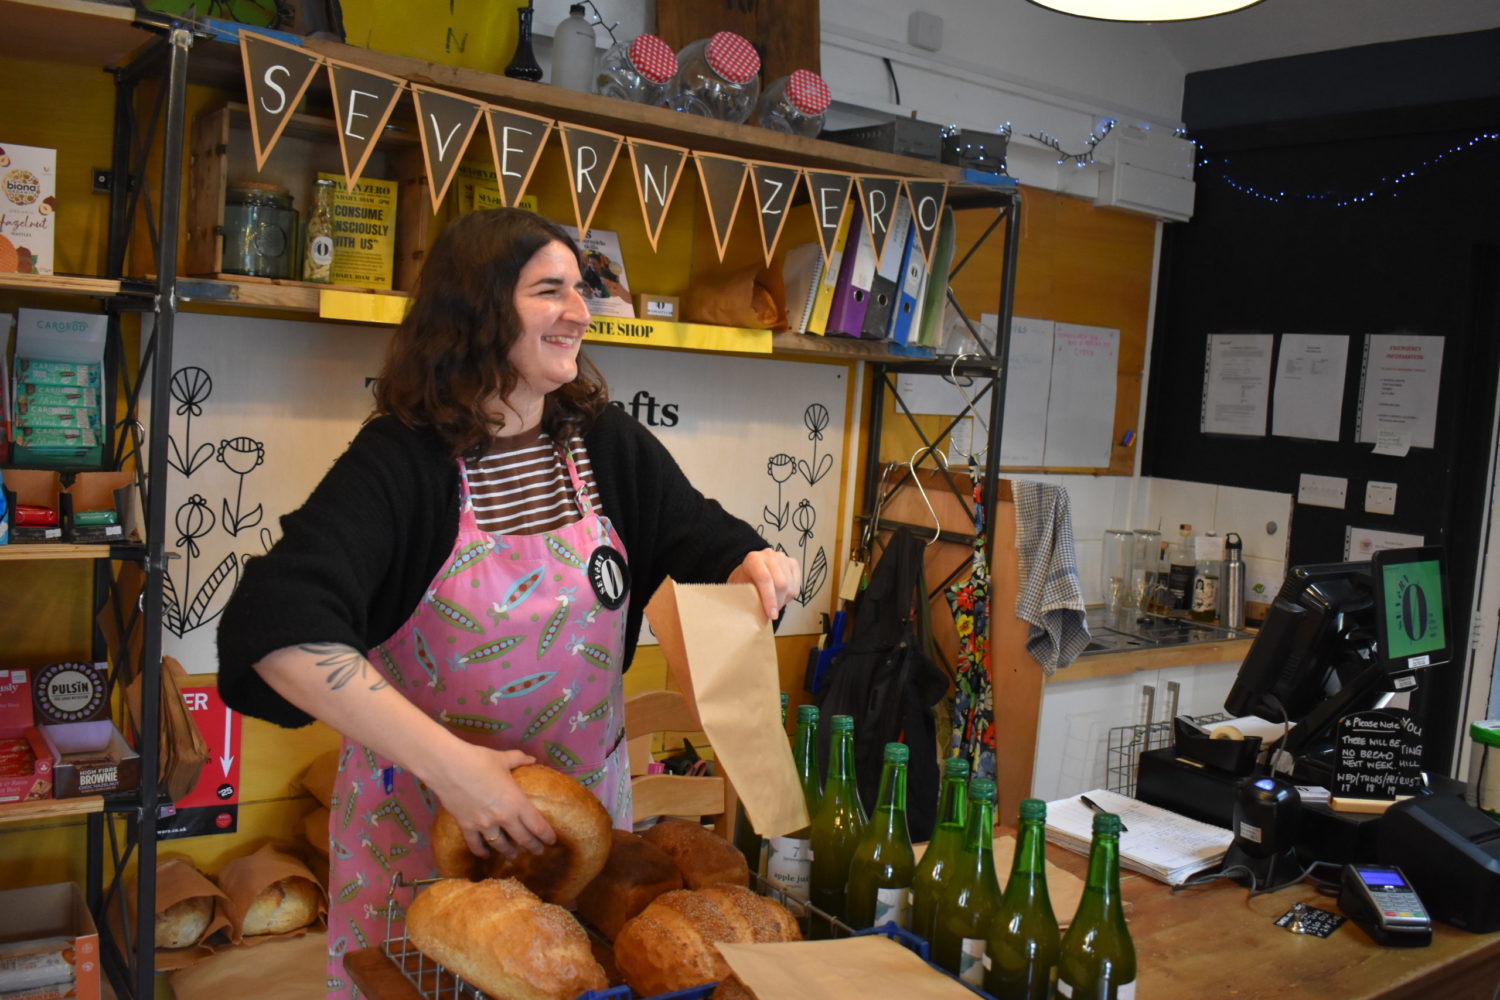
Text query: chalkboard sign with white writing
1334 709 1425 800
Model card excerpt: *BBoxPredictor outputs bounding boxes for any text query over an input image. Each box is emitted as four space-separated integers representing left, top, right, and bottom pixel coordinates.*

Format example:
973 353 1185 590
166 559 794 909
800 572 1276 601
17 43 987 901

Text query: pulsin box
0 142 56 276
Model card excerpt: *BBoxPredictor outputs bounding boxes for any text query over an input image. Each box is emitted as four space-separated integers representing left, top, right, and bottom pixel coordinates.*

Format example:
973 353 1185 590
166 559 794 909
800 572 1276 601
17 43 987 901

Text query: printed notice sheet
1001 316 1055 466
1273 333 1349 442
1045 788 1232 885
1043 323 1118 468
1357 334 1444 449
1201 333 1272 436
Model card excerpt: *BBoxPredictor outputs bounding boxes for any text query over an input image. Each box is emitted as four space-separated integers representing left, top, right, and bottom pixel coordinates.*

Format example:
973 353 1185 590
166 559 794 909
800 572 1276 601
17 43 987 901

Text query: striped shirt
464 430 601 535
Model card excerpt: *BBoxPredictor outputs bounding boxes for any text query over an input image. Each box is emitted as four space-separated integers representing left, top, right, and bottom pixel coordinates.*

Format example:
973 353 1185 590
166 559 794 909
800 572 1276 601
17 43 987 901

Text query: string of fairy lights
1027 118 1118 167
1192 129 1500 208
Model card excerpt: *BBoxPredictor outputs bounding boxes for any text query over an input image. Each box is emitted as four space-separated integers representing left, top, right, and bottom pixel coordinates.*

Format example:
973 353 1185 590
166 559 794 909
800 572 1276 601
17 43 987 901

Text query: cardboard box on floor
642 579 808 840
0 882 101 1000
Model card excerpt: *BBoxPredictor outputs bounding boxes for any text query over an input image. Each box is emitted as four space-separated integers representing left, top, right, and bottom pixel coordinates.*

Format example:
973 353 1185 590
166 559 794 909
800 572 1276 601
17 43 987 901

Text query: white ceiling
1147 0 1500 73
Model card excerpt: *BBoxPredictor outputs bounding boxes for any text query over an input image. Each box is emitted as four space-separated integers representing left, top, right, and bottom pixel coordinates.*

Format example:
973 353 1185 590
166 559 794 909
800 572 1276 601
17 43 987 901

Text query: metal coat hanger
949 352 990 462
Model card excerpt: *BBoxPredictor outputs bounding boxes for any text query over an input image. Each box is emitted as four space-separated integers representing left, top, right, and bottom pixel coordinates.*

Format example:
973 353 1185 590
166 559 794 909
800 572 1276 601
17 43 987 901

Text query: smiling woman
215 208 801 997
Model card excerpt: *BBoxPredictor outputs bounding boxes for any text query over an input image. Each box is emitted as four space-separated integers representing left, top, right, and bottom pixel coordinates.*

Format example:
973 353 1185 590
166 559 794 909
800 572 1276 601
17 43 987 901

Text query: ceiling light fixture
1025 0 1265 22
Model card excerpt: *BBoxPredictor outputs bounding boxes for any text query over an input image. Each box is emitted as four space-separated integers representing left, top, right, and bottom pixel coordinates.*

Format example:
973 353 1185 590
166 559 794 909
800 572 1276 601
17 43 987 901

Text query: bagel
432 764 611 906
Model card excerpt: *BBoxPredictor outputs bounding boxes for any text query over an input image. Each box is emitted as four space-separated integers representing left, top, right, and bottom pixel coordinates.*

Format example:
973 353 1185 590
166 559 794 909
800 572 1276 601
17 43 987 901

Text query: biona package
0 143 56 276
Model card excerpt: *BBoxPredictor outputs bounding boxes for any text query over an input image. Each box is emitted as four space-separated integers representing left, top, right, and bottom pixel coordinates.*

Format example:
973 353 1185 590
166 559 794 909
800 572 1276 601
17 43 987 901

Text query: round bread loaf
156 894 214 949
639 818 750 889
406 878 607 1000
241 876 320 936
431 764 611 905
612 887 802 996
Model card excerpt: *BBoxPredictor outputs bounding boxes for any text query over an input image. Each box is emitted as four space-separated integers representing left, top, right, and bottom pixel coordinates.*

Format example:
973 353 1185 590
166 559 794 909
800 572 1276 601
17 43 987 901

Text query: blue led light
1255 778 1276 791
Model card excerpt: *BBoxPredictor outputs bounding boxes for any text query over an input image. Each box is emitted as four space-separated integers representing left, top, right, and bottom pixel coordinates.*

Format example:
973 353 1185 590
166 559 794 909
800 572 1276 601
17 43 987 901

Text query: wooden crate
184 103 432 292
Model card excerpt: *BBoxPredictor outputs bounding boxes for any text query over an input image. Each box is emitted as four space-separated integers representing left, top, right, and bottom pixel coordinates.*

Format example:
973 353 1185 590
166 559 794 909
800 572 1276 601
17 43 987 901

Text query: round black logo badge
587 546 630 610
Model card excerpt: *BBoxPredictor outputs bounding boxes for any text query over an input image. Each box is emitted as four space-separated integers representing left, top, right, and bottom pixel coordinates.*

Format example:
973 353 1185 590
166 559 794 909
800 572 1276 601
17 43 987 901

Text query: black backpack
817 525 948 842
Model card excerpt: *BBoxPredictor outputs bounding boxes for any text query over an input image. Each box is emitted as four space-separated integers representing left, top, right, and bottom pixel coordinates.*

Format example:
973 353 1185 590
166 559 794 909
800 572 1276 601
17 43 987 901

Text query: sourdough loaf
431 764 611 905
639 818 750 889
576 829 683 939
241 876 321 936
612 886 802 996
406 878 607 1000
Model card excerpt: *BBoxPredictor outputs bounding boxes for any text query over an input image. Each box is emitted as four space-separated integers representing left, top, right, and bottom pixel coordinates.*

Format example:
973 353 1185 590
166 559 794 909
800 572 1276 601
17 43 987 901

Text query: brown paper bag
717 935 982 999
644 579 808 840
119 857 233 972
124 655 211 803
168 930 328 1000
214 843 328 945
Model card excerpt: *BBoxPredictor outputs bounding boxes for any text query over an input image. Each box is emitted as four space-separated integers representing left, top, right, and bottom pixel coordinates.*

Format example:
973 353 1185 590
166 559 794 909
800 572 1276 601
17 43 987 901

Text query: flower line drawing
218 435 266 536
167 366 215 476
798 404 833 485
764 454 795 530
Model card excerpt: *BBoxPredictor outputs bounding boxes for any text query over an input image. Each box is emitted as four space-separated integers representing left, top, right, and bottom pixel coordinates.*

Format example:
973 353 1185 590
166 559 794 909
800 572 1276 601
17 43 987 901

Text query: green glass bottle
1055 812 1136 1000
910 756 970 942
985 797 1060 999
846 742 915 930
767 703 822 899
731 692 788 875
931 777 1001 987
809 713 868 931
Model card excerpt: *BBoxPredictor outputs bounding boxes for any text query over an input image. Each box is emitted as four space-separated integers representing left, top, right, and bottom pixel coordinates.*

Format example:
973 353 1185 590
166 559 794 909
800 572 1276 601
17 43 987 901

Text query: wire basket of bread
370 765 848 1000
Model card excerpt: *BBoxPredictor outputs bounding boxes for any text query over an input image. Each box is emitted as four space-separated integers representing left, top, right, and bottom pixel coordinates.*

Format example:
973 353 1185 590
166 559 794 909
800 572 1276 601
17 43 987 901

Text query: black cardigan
216 405 768 727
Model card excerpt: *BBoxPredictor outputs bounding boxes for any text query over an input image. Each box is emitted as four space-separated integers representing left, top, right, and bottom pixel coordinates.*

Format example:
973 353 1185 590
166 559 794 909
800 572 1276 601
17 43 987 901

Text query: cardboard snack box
0 668 52 804
0 882 101 1000
0 142 56 276
40 720 140 798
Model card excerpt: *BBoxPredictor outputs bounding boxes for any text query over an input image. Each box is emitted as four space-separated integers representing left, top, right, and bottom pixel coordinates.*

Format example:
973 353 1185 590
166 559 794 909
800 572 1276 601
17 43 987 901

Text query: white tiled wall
1027 474 1293 605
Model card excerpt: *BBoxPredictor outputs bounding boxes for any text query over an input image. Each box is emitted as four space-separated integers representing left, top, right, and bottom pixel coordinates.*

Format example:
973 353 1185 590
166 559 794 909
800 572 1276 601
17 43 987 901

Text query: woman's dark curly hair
373 208 608 458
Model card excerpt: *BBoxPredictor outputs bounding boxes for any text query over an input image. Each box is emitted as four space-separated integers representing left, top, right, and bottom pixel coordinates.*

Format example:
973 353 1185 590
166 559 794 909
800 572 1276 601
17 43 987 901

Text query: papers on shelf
1045 788 1233 886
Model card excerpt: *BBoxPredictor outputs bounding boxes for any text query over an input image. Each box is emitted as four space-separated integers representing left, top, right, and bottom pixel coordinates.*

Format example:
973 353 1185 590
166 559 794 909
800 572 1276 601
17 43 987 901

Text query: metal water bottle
1220 532 1245 630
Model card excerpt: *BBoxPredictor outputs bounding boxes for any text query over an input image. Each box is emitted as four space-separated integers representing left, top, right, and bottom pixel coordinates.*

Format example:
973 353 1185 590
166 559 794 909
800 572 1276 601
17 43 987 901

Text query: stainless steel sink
1080 606 1250 656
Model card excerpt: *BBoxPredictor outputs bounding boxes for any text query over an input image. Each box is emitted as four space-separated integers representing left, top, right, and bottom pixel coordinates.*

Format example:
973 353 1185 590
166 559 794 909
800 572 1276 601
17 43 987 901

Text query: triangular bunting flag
749 162 803 267
558 124 624 235
695 153 750 261
804 171 854 267
326 60 407 192
905 179 949 267
410 85 484 213
240 33 322 170
627 138 689 252
484 106 554 208
855 175 904 268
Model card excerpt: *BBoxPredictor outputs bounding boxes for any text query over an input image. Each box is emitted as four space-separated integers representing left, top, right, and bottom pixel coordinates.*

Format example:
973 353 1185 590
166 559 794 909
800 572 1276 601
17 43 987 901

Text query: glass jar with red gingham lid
664 30 762 123
756 68 831 137
595 32 678 105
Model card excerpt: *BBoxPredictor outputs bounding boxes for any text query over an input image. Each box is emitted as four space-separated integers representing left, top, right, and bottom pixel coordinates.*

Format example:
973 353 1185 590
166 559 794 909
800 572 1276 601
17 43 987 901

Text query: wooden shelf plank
0 0 150 69
0 543 113 561
0 795 104 826
0 273 123 298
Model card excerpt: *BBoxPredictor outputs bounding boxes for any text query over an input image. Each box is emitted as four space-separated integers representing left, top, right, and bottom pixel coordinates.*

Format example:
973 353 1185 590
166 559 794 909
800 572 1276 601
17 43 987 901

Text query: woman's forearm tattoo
299 642 388 692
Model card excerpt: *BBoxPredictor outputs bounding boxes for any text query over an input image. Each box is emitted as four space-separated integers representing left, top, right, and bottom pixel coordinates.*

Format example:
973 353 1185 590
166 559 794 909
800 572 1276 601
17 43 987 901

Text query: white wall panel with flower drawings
146 316 850 673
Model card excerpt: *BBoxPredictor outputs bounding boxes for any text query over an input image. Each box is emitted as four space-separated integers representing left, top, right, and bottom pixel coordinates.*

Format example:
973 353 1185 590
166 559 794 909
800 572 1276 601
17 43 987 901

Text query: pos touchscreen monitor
1222 546 1449 782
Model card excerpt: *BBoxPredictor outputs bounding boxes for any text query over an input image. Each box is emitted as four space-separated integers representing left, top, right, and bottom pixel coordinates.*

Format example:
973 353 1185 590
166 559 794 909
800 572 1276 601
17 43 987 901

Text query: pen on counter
1079 794 1128 833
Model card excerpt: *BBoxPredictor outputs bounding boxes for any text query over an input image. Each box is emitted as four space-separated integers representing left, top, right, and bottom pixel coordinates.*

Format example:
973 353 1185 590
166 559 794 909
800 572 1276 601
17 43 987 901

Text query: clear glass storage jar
756 69 830 137
595 32 677 104
223 182 298 279
663 30 761 124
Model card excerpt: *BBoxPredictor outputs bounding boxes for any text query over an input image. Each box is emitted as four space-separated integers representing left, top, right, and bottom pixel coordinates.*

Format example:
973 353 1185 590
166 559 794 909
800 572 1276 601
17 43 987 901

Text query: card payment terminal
1338 863 1433 947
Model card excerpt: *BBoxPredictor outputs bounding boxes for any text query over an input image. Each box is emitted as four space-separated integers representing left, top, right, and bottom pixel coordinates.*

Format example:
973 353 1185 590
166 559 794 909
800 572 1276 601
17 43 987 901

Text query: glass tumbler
1131 528 1162 613
1101 528 1133 616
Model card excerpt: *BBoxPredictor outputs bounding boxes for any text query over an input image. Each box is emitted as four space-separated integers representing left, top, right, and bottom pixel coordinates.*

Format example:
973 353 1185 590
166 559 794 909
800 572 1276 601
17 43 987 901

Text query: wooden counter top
1051 637 1255 683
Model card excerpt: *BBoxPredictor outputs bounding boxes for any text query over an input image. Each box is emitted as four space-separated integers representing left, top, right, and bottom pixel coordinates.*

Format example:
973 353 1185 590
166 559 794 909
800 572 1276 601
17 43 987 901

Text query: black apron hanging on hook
817 524 948 841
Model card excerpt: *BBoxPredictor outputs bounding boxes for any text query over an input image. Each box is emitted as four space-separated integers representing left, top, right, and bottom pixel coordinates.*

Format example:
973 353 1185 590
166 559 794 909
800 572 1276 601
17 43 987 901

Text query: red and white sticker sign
158 686 242 840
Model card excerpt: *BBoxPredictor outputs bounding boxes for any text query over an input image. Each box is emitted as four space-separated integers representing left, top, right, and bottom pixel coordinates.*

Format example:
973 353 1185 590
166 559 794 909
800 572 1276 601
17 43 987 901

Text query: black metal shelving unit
859 186 1022 579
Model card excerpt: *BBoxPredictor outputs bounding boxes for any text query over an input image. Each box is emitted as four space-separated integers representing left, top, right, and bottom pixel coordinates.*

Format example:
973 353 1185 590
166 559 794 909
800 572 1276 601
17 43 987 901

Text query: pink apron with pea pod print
324 448 633 998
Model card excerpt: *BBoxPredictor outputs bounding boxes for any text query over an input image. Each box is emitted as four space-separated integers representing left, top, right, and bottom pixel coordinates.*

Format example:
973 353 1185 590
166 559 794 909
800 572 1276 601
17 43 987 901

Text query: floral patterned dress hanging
946 460 995 781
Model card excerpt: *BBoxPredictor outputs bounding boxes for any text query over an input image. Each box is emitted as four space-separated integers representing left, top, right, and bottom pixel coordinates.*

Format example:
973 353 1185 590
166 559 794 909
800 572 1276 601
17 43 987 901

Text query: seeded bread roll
639 818 750 889
406 878 607 1000
576 829 683 940
612 887 802 997
431 764 611 905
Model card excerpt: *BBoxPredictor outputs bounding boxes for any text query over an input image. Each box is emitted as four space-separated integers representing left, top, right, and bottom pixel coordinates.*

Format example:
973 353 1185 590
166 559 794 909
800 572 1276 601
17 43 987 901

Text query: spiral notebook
1044 788 1233 886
